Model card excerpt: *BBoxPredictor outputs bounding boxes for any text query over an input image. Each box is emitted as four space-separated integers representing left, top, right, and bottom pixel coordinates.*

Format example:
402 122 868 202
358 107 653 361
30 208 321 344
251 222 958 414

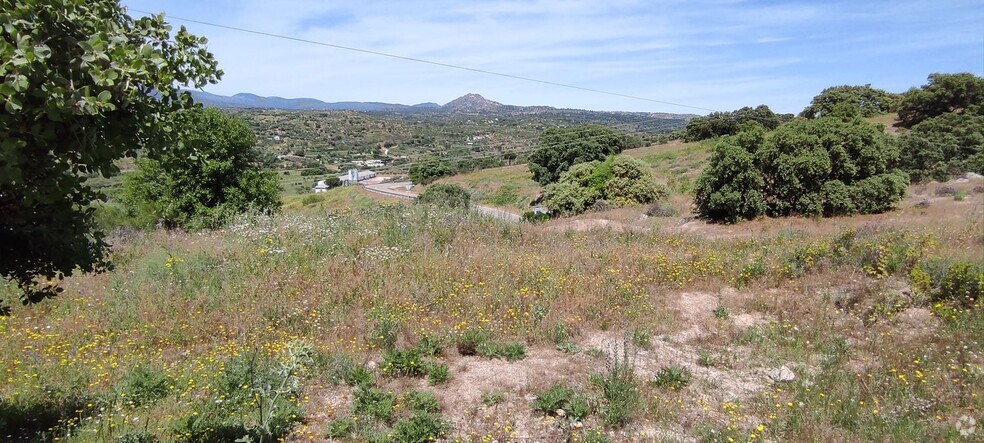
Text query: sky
121 0 983 115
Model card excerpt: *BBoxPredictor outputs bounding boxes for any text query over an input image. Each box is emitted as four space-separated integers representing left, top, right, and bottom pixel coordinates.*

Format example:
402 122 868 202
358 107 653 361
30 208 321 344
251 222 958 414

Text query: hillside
1 183 980 442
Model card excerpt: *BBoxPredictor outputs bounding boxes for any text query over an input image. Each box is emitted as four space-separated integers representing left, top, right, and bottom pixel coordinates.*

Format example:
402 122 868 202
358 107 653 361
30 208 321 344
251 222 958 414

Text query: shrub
933 262 983 307
481 390 505 407
800 85 900 119
416 183 471 209
543 156 667 216
684 105 783 142
935 185 956 196
645 202 679 217
476 341 527 362
522 211 551 223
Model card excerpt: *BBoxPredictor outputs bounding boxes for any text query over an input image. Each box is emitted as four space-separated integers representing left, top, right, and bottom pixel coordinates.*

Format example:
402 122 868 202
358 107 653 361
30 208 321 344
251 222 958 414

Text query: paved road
363 182 521 222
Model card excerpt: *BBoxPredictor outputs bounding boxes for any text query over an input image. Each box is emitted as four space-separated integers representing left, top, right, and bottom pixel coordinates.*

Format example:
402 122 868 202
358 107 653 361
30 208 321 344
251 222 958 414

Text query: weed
404 389 441 414
424 362 450 385
532 383 593 421
574 428 612 443
594 338 640 428
116 366 171 407
652 366 692 389
481 390 505 407
415 334 446 357
324 417 356 439
353 386 396 422
697 349 717 368
713 305 730 320
630 329 652 349
557 341 581 354
456 329 489 356
391 413 449 443
476 341 527 362
382 348 426 377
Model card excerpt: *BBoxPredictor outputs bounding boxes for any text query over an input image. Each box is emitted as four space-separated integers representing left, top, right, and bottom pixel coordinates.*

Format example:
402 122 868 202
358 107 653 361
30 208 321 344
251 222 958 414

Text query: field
1 175 981 442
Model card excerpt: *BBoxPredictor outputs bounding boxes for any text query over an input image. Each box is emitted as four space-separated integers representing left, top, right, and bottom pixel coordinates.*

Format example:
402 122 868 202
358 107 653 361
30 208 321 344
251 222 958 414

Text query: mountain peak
443 93 503 113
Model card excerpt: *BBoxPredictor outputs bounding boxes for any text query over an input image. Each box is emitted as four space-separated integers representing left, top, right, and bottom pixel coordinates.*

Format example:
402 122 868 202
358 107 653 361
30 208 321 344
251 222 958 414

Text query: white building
312 180 331 193
338 169 376 186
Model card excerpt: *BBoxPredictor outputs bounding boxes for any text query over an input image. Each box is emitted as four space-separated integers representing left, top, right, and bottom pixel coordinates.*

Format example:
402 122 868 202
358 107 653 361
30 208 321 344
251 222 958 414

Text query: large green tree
0 0 221 306
897 73 984 127
527 125 640 185
694 117 908 223
683 105 787 142
799 85 900 119
122 108 281 230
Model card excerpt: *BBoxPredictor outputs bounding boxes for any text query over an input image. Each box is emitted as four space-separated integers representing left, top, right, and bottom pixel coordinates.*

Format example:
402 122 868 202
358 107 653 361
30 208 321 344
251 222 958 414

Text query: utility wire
128 8 720 114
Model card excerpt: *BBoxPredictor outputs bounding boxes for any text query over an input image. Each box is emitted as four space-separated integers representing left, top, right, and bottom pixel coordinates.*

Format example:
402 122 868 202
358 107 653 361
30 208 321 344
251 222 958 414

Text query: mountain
442 93 503 113
185 90 438 112
185 91 696 122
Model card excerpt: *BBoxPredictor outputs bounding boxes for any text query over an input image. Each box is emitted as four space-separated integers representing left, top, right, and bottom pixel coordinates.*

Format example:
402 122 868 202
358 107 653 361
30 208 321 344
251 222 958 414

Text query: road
363 182 521 222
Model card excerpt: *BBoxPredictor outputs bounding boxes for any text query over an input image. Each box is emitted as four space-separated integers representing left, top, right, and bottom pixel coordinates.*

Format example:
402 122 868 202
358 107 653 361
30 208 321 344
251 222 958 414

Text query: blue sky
122 0 983 114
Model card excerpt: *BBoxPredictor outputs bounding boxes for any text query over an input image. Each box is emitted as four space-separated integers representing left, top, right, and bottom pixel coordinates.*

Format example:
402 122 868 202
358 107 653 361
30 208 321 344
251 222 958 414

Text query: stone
768 365 796 383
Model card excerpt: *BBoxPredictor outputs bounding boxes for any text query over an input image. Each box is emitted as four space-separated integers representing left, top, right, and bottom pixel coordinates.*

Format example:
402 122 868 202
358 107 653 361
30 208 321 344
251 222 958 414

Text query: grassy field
433 164 541 212
0 180 981 442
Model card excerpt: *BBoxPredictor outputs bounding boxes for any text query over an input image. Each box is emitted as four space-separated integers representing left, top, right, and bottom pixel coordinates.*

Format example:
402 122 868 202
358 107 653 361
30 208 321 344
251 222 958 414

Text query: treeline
683 105 793 142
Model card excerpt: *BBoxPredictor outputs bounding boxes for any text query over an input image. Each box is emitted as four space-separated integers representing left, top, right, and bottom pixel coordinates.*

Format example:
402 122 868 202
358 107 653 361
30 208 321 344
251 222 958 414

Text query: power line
128 8 720 114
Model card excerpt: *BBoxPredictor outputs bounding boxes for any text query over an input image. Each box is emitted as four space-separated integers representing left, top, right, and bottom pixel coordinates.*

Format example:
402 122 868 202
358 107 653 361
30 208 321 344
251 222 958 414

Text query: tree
897 73 984 127
122 108 281 230
527 125 640 185
694 117 908 223
0 0 221 306
416 183 471 208
799 85 900 119
897 112 984 181
683 105 784 142
409 158 453 185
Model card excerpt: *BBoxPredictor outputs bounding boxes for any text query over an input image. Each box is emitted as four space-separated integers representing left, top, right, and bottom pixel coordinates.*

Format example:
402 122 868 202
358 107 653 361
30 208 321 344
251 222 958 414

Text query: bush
800 85 900 119
404 390 441 414
425 362 450 385
933 262 983 308
456 329 489 356
409 158 453 185
542 156 667 216
645 202 678 217
416 183 471 209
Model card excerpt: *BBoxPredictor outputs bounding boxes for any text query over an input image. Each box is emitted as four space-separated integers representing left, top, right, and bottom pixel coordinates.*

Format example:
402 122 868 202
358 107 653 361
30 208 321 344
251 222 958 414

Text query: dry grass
0 192 981 442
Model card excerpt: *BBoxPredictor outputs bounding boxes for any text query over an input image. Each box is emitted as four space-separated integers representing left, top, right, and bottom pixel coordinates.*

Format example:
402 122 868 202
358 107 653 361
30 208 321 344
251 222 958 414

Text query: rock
953 178 970 184
555 409 567 418
915 199 931 208
366 360 378 371
768 365 796 383
966 172 984 180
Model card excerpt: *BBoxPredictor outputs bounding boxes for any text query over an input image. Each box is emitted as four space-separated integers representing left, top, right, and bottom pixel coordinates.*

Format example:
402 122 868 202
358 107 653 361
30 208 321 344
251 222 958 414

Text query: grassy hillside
282 185 400 212
1 190 981 442
433 164 540 212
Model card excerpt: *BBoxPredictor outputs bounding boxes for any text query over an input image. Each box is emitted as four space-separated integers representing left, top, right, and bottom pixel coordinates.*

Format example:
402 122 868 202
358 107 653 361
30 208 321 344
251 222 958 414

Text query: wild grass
0 200 980 441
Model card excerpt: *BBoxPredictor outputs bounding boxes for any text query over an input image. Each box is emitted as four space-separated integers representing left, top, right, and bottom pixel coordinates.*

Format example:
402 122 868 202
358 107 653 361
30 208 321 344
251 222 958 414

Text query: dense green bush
416 183 471 208
528 125 640 185
542 156 668 216
898 112 984 181
800 85 900 119
694 117 908 223
122 108 281 230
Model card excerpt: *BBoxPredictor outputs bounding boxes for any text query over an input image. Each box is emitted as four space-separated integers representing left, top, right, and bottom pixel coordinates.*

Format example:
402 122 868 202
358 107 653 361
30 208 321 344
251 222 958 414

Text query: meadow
0 181 981 442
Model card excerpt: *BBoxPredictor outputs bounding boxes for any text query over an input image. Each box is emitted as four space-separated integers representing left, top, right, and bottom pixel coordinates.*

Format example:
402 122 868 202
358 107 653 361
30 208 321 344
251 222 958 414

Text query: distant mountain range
186 90 692 120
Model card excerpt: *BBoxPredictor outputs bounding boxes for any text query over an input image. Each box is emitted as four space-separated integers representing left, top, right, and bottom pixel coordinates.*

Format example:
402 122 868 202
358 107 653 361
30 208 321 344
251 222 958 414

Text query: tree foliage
122 108 281 230
416 183 471 208
694 117 908 223
0 0 221 306
683 105 788 142
897 73 984 127
409 158 453 185
528 125 641 185
897 112 984 181
543 156 667 216
800 85 900 119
